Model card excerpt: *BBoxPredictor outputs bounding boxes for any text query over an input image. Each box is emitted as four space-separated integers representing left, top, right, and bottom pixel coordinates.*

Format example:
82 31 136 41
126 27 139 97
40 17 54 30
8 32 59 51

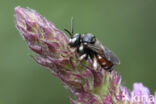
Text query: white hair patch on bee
102 62 106 66
79 45 83 51
84 42 87 45
93 58 98 70
79 54 86 61
71 38 77 43
98 55 102 59
69 39 72 42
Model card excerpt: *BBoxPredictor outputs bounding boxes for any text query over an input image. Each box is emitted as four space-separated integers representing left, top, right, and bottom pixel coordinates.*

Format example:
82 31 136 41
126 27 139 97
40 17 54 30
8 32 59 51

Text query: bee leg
93 57 98 70
106 64 114 72
79 54 87 61
108 68 113 72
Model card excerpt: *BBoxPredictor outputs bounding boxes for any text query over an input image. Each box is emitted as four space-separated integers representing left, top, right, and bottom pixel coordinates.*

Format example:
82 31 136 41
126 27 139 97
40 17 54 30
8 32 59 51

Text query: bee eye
91 37 96 44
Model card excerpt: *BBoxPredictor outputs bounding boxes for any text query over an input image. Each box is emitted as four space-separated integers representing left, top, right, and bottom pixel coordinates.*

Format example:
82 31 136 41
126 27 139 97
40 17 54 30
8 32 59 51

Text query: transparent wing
87 40 120 65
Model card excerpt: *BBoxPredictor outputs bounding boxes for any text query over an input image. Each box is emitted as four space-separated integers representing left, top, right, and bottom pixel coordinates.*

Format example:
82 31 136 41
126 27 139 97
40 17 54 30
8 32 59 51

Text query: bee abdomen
96 55 113 71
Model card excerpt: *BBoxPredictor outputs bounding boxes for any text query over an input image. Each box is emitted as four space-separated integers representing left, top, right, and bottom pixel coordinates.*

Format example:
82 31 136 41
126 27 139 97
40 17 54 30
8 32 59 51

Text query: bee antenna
71 17 74 35
64 17 74 38
64 29 73 38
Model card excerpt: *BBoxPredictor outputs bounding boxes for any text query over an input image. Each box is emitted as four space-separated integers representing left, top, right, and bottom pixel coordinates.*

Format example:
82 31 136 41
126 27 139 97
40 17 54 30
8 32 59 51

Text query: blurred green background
0 0 156 104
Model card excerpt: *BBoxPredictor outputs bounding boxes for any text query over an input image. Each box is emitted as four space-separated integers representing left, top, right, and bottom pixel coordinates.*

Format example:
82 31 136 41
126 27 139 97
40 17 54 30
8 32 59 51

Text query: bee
64 18 120 72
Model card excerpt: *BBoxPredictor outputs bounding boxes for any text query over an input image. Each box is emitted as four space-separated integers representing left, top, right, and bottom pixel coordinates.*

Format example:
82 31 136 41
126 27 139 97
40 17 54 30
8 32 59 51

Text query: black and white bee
64 18 120 72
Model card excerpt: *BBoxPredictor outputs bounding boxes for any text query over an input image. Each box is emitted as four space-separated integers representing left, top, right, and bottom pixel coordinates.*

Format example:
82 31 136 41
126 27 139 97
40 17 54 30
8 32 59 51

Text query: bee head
64 28 81 47
69 33 81 47
64 17 96 47
64 17 82 47
82 33 96 45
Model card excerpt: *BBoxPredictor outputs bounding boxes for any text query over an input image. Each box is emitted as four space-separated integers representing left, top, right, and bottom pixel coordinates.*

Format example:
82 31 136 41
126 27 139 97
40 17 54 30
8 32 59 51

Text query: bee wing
87 41 120 65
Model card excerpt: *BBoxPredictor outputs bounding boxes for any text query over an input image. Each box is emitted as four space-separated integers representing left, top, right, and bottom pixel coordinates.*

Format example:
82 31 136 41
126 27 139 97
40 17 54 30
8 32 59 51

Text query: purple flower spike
154 92 156 104
131 83 152 104
15 6 156 104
